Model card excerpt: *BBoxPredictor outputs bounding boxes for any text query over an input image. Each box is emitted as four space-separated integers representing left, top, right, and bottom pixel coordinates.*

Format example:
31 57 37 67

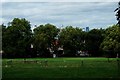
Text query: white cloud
2 2 117 29
1 0 120 2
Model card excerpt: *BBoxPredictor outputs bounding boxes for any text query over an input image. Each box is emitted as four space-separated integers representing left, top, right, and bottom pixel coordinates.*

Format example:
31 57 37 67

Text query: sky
1 2 118 29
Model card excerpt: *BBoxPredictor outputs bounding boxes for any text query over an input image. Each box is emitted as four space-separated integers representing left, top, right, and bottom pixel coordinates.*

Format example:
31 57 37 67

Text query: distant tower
86 27 89 32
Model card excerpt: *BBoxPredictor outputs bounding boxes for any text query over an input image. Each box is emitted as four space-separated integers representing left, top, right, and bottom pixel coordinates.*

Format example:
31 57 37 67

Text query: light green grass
2 57 120 79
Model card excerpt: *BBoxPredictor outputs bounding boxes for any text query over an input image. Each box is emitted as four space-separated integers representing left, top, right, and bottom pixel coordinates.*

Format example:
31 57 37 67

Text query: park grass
2 57 120 80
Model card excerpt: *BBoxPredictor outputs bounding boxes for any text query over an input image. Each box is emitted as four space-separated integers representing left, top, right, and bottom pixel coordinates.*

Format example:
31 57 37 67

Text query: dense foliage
114 1 120 25
2 18 32 58
100 25 120 57
1 18 120 58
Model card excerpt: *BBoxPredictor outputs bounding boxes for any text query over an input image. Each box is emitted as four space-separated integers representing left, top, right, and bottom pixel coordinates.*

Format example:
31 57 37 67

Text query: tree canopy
33 23 59 57
1 18 120 58
2 18 32 58
100 25 120 57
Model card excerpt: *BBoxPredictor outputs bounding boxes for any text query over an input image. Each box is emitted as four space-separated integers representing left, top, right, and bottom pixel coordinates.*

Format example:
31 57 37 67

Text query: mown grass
2 57 120 80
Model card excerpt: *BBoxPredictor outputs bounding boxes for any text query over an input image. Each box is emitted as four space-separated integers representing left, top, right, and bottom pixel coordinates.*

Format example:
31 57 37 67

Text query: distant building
86 27 89 32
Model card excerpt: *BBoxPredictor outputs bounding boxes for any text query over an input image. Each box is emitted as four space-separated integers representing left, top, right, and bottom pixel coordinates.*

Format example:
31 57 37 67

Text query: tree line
1 18 120 58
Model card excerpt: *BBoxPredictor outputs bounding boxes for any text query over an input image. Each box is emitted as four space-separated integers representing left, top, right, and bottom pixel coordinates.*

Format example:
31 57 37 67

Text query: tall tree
100 25 120 57
1 24 6 55
33 23 59 57
2 18 32 58
59 26 84 56
85 28 105 56
0 24 4 55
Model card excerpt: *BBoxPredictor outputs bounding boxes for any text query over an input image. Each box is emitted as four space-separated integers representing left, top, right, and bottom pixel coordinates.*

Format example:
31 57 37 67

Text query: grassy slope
2 57 120 79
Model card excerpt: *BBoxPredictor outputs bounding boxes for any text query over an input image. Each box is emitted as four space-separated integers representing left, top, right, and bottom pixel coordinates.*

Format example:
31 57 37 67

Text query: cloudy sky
1 2 118 29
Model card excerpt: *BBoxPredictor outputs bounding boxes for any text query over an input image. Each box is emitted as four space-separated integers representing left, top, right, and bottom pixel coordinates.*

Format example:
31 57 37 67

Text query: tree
85 28 105 56
114 1 120 26
2 18 32 58
0 24 4 55
1 24 6 56
59 26 84 56
33 23 59 57
100 25 120 57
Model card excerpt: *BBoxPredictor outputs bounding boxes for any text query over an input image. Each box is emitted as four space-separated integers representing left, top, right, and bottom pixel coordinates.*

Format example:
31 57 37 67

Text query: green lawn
2 57 120 80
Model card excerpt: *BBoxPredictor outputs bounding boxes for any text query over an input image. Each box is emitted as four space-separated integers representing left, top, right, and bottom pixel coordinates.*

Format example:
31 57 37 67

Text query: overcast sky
1 2 118 29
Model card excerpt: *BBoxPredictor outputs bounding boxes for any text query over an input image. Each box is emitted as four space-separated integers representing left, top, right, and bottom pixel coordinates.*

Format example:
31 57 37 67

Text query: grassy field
2 57 120 80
